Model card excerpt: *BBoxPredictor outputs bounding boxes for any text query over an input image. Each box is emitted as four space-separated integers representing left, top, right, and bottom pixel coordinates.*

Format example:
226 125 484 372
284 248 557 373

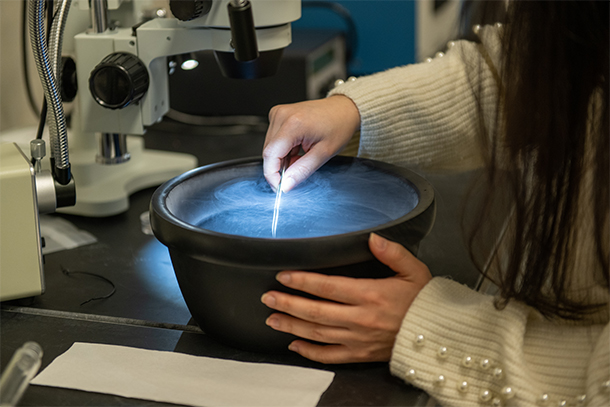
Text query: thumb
368 234 431 282
281 148 332 192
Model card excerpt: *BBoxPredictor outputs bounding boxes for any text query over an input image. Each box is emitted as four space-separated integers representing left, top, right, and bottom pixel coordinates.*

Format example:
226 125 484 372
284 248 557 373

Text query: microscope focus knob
89 52 149 110
170 0 212 21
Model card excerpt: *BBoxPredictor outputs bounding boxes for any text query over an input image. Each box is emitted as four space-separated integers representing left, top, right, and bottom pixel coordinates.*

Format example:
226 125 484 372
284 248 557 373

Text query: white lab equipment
0 0 300 301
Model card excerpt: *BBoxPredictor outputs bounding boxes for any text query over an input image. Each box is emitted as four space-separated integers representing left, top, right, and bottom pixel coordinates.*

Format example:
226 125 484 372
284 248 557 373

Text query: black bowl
150 156 435 353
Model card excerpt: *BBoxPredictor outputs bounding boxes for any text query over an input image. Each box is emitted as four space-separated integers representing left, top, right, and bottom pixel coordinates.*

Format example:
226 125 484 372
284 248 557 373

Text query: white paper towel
39 215 97 254
31 342 334 407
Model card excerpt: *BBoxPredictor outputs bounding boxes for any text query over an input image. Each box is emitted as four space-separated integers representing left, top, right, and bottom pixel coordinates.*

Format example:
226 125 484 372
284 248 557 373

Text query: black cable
36 99 47 139
302 1 359 67
46 1 54 44
61 265 117 306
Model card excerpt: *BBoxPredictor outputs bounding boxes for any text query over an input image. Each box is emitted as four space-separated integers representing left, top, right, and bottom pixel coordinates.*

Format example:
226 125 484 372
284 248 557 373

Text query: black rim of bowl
150 156 435 270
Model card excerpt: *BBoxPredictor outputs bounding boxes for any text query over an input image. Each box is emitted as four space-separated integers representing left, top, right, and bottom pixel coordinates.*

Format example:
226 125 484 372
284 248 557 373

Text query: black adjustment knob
89 52 149 110
61 56 77 102
170 0 212 21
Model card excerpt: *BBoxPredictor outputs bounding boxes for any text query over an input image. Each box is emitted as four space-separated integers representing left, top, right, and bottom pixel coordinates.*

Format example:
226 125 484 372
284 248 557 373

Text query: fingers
265 314 393 364
281 148 332 192
288 341 358 364
263 104 308 190
288 340 392 364
368 234 431 281
265 312 351 344
263 139 330 193
274 271 370 305
261 290 355 327
262 137 295 190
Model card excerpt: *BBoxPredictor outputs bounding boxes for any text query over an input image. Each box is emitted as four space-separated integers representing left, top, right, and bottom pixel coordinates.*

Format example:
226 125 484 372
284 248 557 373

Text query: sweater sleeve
328 26 502 172
391 277 610 407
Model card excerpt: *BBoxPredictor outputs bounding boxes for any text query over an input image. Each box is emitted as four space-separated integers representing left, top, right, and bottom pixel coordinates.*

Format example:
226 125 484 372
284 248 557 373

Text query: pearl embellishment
434 375 446 386
491 397 502 407
602 380 610 392
462 356 473 367
480 358 491 370
435 52 445 58
425 57 433 63
538 393 550 405
333 77 357 88
447 41 455 49
576 395 586 405
437 346 448 359
457 380 468 393
558 400 567 407
414 334 425 346
480 390 492 402
473 24 481 35
405 368 417 380
493 367 504 380
501 386 515 400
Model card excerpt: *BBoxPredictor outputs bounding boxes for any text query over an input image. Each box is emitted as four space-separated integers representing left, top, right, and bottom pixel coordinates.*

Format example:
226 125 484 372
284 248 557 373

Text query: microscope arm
75 3 296 136
136 19 291 127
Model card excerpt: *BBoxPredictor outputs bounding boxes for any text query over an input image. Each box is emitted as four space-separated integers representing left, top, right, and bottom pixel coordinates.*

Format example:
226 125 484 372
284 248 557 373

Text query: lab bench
1 120 479 406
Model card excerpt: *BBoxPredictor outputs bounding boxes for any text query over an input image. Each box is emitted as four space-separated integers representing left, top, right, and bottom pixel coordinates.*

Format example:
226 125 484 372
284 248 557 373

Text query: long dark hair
464 1 609 320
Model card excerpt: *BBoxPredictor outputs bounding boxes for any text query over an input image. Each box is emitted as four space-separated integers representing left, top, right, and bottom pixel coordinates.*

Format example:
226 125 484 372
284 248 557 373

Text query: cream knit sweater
329 26 609 407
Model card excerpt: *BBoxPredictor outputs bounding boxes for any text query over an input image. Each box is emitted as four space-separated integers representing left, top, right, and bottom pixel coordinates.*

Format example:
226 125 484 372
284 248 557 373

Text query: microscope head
75 0 300 135
170 0 300 79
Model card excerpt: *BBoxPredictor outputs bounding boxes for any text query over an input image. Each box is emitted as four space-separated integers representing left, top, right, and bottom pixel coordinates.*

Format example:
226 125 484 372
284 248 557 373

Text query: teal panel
294 0 417 75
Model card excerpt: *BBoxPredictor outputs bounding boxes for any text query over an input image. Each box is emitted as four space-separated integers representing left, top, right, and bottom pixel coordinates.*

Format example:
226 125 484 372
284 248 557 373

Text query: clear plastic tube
0 342 43 407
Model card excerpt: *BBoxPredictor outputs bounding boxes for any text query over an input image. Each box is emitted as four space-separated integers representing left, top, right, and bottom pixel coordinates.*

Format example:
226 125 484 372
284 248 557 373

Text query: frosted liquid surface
191 163 418 238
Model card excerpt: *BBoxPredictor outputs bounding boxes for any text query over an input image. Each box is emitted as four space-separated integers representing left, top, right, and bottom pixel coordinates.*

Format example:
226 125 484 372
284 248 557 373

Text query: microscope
0 0 300 301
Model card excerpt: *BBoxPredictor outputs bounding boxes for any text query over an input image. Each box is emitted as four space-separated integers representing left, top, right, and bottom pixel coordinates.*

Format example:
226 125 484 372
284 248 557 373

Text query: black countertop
1 119 479 406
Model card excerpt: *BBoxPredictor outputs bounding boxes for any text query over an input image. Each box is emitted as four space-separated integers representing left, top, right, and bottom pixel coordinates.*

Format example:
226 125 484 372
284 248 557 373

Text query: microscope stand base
58 137 197 217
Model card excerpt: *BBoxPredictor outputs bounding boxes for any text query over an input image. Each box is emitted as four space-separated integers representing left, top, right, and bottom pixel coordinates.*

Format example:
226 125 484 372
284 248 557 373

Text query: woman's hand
261 234 432 364
263 96 360 192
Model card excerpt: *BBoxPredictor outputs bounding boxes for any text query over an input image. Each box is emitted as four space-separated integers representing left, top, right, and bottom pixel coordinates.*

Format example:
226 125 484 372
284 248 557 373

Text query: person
259 1 609 406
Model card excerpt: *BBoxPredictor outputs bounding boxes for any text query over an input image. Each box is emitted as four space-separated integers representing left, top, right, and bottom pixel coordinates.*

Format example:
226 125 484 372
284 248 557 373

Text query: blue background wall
293 0 417 76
